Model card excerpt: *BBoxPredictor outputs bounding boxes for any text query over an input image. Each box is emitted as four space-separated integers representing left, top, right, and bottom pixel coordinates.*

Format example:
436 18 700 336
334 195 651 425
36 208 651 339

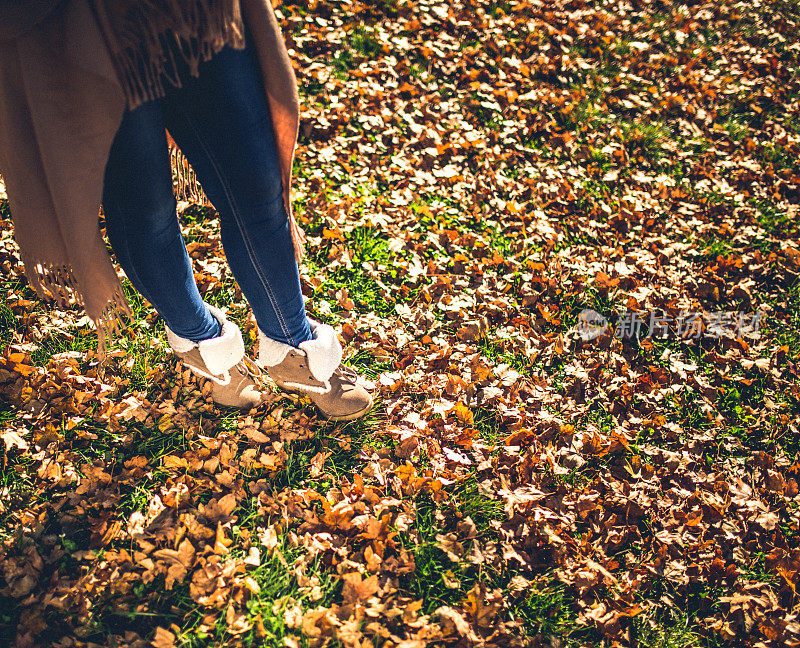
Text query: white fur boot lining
300 318 343 382
257 330 295 368
166 303 245 376
258 318 342 384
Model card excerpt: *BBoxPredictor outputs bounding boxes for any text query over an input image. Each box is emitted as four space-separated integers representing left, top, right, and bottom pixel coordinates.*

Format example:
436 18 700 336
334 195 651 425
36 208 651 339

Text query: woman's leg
102 99 222 342
160 40 313 348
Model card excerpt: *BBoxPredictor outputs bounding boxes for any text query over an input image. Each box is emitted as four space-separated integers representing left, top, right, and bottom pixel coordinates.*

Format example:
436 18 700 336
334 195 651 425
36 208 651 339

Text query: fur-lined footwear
258 319 373 421
166 303 265 409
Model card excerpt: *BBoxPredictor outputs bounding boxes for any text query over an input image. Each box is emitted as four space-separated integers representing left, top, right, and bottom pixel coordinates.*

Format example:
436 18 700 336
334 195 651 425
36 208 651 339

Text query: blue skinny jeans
102 39 312 347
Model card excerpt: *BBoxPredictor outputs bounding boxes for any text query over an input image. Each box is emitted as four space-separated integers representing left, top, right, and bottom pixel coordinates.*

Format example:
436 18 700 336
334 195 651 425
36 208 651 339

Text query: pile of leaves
1 0 800 646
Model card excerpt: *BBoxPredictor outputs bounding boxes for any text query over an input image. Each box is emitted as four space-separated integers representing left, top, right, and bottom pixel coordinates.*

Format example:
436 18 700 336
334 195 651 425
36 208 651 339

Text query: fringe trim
167 133 209 205
99 0 246 110
288 208 307 263
23 258 131 361
95 288 133 360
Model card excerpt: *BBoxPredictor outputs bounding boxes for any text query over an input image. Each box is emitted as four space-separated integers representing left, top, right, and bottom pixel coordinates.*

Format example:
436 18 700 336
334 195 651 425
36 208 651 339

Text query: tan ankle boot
166 303 265 409
258 319 373 421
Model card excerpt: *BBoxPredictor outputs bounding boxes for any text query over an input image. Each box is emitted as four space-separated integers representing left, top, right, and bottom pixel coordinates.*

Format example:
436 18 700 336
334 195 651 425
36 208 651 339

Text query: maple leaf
341 572 379 606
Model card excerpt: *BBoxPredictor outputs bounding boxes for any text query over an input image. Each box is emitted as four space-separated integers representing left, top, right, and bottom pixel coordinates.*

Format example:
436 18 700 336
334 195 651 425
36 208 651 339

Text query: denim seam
176 106 296 346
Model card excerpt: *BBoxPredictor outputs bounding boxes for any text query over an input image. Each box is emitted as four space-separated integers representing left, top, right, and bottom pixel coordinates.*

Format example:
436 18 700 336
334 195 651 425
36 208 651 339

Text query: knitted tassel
92 0 246 110
22 257 131 362
167 132 209 205
288 207 307 263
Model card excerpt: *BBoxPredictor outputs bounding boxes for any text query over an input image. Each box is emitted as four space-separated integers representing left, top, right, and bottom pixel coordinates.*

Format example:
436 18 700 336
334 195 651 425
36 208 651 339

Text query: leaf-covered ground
2 0 800 646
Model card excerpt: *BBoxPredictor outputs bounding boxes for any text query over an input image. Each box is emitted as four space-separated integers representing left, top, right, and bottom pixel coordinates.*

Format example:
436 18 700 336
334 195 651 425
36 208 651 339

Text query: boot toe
210 384 263 409
209 370 267 409
315 384 373 421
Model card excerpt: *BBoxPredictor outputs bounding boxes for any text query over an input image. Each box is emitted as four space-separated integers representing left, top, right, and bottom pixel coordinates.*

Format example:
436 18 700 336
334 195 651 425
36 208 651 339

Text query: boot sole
274 380 373 422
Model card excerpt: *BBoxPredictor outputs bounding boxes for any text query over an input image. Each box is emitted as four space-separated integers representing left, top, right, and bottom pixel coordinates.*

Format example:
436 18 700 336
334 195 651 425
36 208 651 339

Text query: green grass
631 607 703 648
0 303 16 353
300 223 401 320
348 25 383 58
0 404 36 543
398 480 500 613
514 579 602 645
478 335 531 374
621 120 671 164
30 328 97 366
755 198 798 238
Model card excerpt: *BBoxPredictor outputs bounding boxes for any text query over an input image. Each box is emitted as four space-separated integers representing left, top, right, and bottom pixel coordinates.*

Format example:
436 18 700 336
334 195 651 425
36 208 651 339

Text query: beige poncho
0 0 307 351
